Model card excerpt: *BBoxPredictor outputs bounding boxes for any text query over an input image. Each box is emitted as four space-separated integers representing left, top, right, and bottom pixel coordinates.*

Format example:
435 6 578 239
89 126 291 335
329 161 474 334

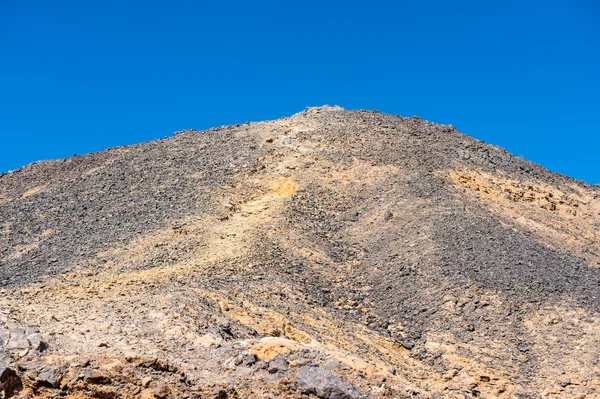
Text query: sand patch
19 184 47 199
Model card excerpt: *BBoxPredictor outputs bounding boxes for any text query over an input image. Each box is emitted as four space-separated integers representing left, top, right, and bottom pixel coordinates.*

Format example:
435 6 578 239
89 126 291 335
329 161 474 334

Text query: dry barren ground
0 106 599 398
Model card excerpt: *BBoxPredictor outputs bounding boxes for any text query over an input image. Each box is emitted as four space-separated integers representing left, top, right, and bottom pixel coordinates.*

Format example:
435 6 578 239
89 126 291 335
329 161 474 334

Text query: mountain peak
0 109 599 398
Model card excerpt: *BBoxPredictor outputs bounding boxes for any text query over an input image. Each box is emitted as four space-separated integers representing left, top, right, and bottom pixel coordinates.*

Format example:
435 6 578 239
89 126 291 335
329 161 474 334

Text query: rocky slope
0 106 599 399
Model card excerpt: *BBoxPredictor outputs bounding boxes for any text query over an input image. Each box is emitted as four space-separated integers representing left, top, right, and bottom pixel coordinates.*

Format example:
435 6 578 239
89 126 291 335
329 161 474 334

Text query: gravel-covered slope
0 106 599 399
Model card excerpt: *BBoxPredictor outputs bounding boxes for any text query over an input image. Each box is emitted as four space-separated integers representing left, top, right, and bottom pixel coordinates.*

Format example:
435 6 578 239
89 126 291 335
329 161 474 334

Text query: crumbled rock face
0 106 599 398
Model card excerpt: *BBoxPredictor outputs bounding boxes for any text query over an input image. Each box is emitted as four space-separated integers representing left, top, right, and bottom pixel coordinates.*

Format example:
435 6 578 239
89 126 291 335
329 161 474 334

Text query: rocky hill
0 106 599 399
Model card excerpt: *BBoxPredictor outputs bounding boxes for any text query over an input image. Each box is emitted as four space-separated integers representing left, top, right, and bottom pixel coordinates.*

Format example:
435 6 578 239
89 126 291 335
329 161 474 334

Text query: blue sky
1 1 599 183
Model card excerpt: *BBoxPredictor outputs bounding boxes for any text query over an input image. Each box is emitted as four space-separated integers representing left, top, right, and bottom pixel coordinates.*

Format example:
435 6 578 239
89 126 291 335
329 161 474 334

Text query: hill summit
1 106 599 398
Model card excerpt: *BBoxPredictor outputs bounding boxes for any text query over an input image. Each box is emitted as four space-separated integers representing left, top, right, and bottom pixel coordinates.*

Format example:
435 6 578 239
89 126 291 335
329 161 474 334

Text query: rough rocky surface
297 366 362 399
0 105 599 398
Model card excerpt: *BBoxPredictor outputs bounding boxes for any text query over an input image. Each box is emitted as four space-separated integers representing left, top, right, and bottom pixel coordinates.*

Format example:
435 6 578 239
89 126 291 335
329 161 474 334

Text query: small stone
16 360 46 371
517 343 529 352
268 356 289 374
83 369 111 384
6 329 29 350
0 328 9 344
321 358 341 371
241 353 256 366
222 354 243 371
17 348 29 358
66 368 82 388
264 371 285 383
256 361 268 369
152 382 171 398
443 369 458 380
27 333 47 352
558 378 571 388
141 376 153 388
348 212 359 222
400 340 415 350
0 349 11 366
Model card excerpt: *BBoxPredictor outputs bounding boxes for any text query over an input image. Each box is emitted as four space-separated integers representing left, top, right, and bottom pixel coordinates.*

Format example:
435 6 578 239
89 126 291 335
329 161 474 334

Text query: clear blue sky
1 1 599 183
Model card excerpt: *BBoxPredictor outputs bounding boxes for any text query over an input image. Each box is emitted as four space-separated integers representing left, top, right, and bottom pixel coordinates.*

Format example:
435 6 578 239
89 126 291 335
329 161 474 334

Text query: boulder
37 367 64 388
297 366 361 399
83 369 111 384
6 329 29 350
26 333 47 352
268 356 289 374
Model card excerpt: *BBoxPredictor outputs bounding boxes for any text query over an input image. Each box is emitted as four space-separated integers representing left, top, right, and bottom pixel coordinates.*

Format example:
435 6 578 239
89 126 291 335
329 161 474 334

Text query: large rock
83 369 111 385
268 356 289 374
26 333 47 352
297 366 362 399
37 367 64 388
5 329 29 350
